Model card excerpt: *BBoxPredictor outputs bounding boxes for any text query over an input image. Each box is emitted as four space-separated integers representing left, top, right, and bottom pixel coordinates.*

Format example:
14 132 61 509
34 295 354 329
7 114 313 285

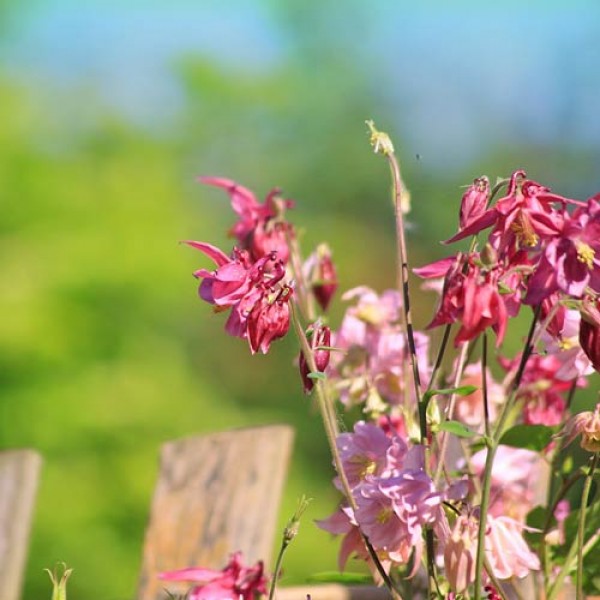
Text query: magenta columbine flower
199 176 294 263
159 552 267 600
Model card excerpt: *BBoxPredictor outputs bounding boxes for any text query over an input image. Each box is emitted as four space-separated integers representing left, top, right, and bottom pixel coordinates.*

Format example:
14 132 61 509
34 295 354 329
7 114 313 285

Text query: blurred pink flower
485 515 540 580
444 513 479 593
470 445 543 522
452 363 503 431
159 552 267 600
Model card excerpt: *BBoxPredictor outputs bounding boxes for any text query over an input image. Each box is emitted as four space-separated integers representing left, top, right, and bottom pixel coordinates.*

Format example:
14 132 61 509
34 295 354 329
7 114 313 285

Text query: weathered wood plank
0 449 42 600
137 425 294 600
276 584 391 600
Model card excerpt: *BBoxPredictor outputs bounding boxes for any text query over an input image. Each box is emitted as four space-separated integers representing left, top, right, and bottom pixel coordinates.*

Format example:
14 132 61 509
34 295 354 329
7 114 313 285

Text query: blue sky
2 1 600 169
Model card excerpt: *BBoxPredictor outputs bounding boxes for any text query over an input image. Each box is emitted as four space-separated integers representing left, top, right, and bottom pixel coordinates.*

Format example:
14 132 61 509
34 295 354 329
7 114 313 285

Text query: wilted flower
562 402 600 452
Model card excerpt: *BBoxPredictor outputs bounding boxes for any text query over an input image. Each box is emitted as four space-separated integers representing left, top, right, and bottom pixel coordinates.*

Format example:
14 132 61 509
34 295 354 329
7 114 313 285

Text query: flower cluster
179 140 600 600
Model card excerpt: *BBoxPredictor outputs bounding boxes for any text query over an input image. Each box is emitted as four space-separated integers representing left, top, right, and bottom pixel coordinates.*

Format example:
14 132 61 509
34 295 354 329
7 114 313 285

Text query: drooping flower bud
305 244 338 311
444 514 478 593
299 323 331 393
579 299 600 372
459 176 490 230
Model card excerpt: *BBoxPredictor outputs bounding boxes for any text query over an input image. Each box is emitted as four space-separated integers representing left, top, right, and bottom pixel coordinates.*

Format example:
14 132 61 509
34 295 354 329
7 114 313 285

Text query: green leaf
307 572 373 585
499 424 558 451
306 372 327 380
423 385 478 403
437 420 477 438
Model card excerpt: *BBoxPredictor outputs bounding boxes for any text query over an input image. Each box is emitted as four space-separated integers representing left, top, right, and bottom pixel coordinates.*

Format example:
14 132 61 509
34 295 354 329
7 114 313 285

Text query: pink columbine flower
562 402 600 452
336 421 408 488
444 511 539 592
417 254 510 347
524 197 600 305
499 353 575 426
159 552 267 600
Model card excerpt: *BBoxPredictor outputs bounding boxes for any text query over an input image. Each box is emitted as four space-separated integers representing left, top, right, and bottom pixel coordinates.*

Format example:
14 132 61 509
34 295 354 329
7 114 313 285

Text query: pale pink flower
485 515 540 580
470 445 542 522
538 307 594 380
336 421 407 488
159 552 267 600
444 513 479 593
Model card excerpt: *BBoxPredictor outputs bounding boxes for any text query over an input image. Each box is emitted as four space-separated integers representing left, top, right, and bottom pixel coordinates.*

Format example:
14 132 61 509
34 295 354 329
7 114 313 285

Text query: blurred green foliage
1 5 599 598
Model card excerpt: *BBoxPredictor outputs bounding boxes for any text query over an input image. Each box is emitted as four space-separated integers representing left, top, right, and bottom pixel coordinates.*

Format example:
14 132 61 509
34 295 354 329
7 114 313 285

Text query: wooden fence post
0 449 42 600
137 424 294 600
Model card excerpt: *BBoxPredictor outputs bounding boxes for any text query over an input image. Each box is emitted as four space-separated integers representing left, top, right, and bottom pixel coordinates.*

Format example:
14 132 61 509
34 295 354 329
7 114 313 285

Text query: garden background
1 1 599 598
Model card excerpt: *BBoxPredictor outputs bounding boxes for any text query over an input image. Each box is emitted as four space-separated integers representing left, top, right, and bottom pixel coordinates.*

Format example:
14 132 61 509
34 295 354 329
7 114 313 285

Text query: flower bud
459 176 489 229
579 300 600 372
308 244 338 312
299 323 331 393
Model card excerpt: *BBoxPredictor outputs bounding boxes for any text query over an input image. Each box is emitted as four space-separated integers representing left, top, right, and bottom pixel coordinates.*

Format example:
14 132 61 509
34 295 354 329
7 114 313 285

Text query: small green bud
45 563 72 600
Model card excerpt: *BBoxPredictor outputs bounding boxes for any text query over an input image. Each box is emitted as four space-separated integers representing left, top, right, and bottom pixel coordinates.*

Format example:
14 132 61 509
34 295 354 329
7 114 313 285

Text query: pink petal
183 241 230 267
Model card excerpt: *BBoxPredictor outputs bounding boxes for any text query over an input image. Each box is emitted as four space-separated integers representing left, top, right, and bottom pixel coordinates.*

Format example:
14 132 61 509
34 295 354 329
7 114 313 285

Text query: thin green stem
434 341 470 484
481 332 490 439
577 453 599 599
268 541 287 600
473 307 540 600
290 304 401 599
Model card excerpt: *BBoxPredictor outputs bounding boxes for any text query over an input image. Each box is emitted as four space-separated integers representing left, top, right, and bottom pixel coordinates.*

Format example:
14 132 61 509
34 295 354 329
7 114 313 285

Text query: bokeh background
1 1 599 598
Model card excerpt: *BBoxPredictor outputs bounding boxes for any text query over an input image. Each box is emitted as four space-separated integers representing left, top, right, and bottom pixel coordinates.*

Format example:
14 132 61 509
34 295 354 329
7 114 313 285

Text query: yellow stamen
576 241 595 269
376 506 393 524
510 212 539 247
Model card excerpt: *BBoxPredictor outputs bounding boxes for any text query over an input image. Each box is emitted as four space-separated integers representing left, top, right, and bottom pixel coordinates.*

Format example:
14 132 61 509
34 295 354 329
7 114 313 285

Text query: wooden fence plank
0 449 42 600
276 584 391 600
137 425 294 600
